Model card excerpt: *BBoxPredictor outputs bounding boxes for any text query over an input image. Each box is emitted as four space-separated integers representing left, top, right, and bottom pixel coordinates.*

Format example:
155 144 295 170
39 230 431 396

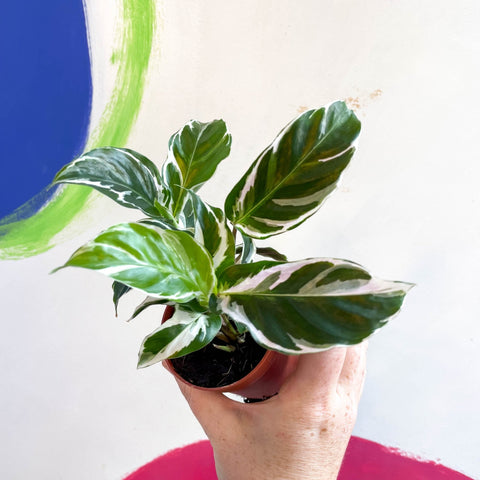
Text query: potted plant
52 101 412 399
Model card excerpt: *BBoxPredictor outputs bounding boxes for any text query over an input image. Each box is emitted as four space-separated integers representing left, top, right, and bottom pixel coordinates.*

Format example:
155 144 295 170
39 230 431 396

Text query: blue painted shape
0 1 92 219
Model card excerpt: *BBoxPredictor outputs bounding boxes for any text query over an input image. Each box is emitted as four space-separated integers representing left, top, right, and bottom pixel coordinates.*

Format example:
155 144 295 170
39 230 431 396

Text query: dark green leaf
130 297 168 321
217 259 412 354
239 232 256 264
225 102 361 238
256 247 288 262
234 246 288 262
130 297 207 321
112 281 132 316
54 147 167 217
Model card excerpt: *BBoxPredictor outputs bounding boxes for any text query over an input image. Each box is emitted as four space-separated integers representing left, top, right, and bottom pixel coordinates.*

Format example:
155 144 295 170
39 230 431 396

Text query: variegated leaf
54 223 215 305
130 296 206 322
256 247 288 262
234 246 288 262
112 281 131 316
225 102 361 238
218 259 412 354
137 308 222 367
138 217 181 232
54 147 168 217
179 190 235 273
129 296 168 321
161 159 183 215
162 119 231 216
239 232 256 264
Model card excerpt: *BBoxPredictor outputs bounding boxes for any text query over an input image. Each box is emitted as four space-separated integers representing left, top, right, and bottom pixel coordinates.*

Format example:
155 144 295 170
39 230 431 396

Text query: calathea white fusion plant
53 101 411 382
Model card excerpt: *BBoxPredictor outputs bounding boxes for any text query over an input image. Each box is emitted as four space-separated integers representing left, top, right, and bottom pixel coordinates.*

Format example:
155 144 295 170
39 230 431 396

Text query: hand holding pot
177 342 367 480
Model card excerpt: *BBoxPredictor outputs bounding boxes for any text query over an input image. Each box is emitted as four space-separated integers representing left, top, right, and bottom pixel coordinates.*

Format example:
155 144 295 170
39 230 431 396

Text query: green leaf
239 232 256 264
179 190 235 273
161 159 183 214
256 247 288 262
225 102 361 239
129 296 168 321
54 147 167 217
234 246 288 262
55 223 216 305
137 307 222 367
167 119 231 190
138 217 181 232
130 297 206 321
112 281 132 316
217 259 413 354
162 119 231 215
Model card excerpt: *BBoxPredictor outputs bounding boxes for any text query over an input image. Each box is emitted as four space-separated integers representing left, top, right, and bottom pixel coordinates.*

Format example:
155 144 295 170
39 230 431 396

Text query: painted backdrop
1 1 479 479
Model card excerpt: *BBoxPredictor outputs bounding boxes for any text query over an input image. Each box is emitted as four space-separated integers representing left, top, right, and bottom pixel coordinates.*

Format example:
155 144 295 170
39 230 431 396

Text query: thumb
176 378 237 437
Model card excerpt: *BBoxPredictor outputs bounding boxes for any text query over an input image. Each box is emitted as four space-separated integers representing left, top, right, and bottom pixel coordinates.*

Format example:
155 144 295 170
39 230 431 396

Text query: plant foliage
53 104 412 368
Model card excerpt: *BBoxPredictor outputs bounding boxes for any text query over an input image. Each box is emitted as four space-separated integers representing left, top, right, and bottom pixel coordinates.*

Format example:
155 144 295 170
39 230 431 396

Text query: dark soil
171 332 266 388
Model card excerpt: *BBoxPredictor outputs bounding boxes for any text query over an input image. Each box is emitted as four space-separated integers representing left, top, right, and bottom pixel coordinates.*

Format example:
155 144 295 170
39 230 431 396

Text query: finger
338 341 368 400
281 347 347 397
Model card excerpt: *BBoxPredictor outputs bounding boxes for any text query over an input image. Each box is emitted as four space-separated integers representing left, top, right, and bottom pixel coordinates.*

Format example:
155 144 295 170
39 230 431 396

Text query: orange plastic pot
162 305 297 399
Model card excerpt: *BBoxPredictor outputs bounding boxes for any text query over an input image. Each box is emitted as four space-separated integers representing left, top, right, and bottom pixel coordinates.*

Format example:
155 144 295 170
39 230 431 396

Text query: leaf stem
213 343 236 353
216 332 232 343
220 313 240 342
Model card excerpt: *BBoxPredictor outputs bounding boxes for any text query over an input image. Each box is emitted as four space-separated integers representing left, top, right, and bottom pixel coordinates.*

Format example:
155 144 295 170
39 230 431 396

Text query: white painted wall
1 1 479 478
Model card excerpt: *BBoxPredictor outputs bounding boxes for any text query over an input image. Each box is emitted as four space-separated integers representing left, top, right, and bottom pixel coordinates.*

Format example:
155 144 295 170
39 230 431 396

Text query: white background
1 1 479 478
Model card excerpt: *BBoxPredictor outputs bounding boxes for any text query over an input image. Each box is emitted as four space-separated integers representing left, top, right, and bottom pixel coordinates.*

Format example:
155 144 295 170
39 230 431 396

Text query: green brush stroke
0 0 157 260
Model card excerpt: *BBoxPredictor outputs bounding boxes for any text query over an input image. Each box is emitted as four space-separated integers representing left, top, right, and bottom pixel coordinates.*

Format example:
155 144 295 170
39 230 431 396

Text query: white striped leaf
162 119 232 216
54 147 169 218
130 296 167 321
166 119 231 190
161 159 183 216
112 281 132 316
180 190 235 273
234 246 288 262
256 247 288 262
138 217 181 232
129 297 206 322
217 259 412 354
137 308 222 367
239 232 256 264
54 223 215 305
225 102 361 239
